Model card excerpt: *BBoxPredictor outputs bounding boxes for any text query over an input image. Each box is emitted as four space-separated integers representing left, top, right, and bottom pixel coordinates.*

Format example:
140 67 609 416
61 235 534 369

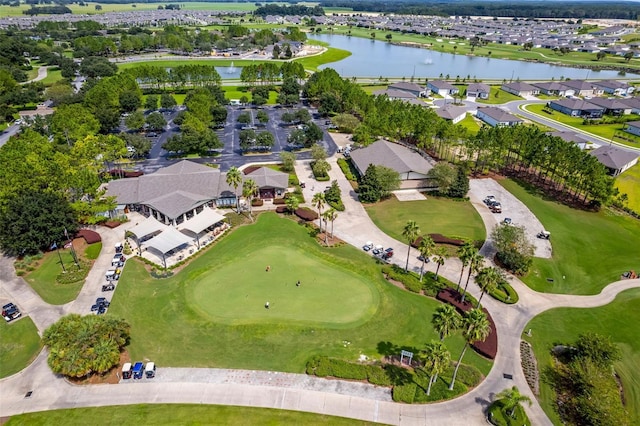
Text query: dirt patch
316 233 346 247
67 351 130 385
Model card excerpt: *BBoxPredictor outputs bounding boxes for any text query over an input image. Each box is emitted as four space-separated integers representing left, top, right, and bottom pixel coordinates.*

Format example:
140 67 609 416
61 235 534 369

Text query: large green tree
491 223 534 275
50 104 100 146
449 308 490 390
43 314 130 378
0 191 78 256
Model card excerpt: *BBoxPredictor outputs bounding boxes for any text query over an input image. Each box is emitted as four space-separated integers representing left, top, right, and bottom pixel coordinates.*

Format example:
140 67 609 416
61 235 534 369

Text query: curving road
1 160 639 424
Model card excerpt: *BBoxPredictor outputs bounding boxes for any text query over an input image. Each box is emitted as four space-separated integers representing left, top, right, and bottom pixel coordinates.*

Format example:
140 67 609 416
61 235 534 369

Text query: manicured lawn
524 288 640 425
84 242 102 260
0 317 42 378
365 196 486 244
24 249 85 305
458 113 481 135
616 162 640 213
4 404 374 426
525 103 640 148
476 86 522 105
108 213 493 375
39 68 62 86
360 84 387 94
294 47 352 71
499 178 640 294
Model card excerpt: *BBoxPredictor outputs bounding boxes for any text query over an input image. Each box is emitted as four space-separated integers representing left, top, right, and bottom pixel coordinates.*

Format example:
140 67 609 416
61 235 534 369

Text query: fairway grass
524 288 640 425
189 245 375 325
0 317 42 379
4 404 375 426
499 178 640 294
109 213 493 375
476 86 522 105
616 161 640 214
365 196 486 244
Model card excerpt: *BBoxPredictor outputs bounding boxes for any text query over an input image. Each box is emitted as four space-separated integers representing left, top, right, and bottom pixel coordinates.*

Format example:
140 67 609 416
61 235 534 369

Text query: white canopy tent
142 227 193 255
129 216 168 240
178 209 226 235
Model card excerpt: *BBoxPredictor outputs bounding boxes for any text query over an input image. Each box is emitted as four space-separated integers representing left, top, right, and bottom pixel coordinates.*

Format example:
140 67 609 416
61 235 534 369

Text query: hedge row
488 279 519 304
315 175 330 182
327 199 345 212
337 158 357 181
381 264 445 297
413 234 466 248
306 356 392 387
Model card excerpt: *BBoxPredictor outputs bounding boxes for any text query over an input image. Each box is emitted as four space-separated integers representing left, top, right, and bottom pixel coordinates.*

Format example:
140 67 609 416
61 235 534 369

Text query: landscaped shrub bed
315 175 330 182
252 199 264 207
77 229 101 244
294 207 318 221
337 158 357 181
381 265 446 296
488 399 531 425
306 356 392 386
488 279 519 304
56 260 91 284
275 206 287 214
273 198 285 205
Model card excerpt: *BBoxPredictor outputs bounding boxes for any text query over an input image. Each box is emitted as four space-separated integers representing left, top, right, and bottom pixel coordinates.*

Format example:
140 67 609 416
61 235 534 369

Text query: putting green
188 245 376 325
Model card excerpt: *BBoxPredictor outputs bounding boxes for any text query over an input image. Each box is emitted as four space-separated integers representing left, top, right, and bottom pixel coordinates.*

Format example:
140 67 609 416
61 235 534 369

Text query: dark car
2 303 22 322
102 283 115 292
96 297 110 308
97 306 107 315
382 248 394 259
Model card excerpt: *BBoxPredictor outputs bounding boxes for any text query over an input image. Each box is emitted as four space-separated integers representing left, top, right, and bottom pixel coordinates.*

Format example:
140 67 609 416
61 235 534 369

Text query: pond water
310 34 636 80
217 65 242 79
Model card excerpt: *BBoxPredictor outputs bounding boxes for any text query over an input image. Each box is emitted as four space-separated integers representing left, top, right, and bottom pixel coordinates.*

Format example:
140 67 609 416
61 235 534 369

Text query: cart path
2 165 640 424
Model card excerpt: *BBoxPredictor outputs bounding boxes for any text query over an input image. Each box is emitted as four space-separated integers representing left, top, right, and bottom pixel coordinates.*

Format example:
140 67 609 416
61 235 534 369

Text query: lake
310 34 636 80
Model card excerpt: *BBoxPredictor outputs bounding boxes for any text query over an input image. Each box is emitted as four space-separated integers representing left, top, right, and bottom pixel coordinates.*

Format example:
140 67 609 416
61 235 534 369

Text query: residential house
466 82 491 99
559 80 604 97
590 145 639 176
548 99 605 118
501 82 539 97
434 105 467 124
548 131 592 150
427 80 459 97
532 81 572 97
476 106 523 127
593 80 635 96
349 140 434 189
373 88 417 101
621 97 640 114
587 97 632 116
388 82 429 97
624 121 640 137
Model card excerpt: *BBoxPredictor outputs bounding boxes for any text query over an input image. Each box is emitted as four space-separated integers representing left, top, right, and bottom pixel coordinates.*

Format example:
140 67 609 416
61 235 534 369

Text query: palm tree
326 208 338 239
422 340 450 396
312 192 326 233
321 209 333 244
226 166 243 214
449 308 490 390
456 242 475 291
431 304 461 341
495 386 532 418
475 266 502 308
402 220 420 272
461 249 483 303
418 235 435 282
433 246 448 280
242 179 258 222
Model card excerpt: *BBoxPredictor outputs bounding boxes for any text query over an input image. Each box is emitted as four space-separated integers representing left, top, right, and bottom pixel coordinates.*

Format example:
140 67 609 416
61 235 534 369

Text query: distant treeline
23 5 72 15
254 4 324 17
319 1 640 20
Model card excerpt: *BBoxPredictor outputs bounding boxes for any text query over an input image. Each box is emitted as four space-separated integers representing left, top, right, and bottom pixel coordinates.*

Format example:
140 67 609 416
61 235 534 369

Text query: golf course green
189 245 375 325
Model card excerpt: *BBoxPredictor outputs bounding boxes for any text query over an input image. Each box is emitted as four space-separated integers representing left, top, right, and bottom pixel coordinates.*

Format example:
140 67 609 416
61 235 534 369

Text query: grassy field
525 103 640 148
616 162 640 213
524 288 640 425
0 2 257 16
294 47 352 71
365 196 486 244
39 67 62 86
0 317 42 379
476 86 523 105
499 178 640 294
458 113 482 135
108 213 493 375
24 249 85 305
5 404 376 425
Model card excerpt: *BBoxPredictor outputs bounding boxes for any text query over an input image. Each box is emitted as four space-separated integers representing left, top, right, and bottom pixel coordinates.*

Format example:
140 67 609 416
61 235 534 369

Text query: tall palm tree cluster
424 305 491 395
313 192 338 245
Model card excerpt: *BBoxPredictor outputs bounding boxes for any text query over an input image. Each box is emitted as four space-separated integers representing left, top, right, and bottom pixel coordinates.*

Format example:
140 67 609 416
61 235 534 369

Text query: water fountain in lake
423 57 434 65
227 62 237 74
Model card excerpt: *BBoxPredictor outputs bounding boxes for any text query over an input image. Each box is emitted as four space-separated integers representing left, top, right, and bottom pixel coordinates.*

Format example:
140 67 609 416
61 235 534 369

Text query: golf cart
122 362 132 379
382 248 394 260
2 303 21 322
537 230 551 240
112 254 125 267
115 242 123 254
362 241 374 251
132 362 144 379
145 362 156 378
102 283 115 292
372 245 384 255
105 268 121 281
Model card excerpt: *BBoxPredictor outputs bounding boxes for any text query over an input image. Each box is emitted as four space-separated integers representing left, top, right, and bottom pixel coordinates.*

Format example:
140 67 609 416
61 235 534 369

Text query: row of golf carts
122 361 155 379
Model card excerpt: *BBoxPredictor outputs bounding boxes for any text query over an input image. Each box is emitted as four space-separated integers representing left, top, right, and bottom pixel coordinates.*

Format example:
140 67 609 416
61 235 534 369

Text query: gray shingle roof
435 105 467 121
373 88 417 99
590 145 639 169
245 167 289 189
550 98 604 111
477 106 522 123
350 140 433 177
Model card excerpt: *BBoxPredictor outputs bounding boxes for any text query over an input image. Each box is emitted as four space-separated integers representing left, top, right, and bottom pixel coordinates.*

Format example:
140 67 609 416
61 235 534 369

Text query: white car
362 241 374 251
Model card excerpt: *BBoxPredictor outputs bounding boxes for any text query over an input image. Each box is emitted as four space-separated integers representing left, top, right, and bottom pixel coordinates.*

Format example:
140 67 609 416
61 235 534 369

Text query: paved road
1 157 640 424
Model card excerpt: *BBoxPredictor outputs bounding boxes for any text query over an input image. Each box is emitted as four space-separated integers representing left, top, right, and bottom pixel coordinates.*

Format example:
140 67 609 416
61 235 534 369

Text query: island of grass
0 317 42 379
108 213 492 385
365 195 486 247
3 404 375 426
524 288 640 424
499 178 640 295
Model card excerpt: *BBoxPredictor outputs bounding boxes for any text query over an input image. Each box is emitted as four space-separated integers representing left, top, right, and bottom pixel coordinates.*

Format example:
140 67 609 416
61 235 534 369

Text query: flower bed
294 207 318 221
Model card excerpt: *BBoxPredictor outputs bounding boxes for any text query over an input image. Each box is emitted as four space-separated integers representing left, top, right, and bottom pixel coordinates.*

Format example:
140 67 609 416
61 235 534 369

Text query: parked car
91 297 110 313
112 254 125 266
145 362 156 378
382 248 394 259
362 241 374 251
122 362 132 379
490 203 502 213
537 230 551 240
132 362 145 379
102 283 115 292
372 245 384 255
96 297 110 308
483 195 496 205
115 242 123 254
503 218 512 225
2 303 21 322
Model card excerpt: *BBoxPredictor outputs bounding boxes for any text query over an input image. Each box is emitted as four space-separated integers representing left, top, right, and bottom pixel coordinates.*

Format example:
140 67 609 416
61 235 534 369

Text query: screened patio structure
141 227 194 268
177 208 226 248
128 216 168 242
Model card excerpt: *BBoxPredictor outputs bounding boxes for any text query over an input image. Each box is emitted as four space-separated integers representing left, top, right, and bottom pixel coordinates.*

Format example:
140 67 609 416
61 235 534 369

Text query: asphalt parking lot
468 179 552 258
